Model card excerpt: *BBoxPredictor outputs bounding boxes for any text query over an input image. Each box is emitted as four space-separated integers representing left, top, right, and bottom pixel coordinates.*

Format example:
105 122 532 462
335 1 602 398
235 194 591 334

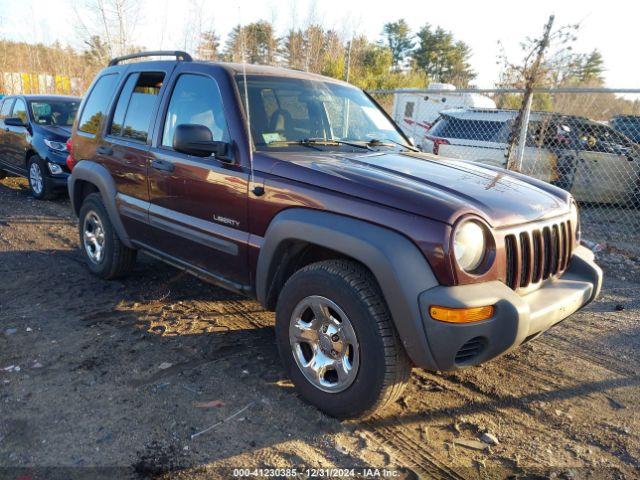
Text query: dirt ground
1 176 638 480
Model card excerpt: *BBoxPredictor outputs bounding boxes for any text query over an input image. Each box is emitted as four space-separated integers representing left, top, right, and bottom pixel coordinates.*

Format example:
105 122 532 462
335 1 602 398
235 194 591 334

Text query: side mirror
4 117 26 127
173 124 232 161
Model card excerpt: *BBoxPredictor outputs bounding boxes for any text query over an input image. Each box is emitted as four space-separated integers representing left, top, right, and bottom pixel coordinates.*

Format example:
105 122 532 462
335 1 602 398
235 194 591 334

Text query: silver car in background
422 108 640 205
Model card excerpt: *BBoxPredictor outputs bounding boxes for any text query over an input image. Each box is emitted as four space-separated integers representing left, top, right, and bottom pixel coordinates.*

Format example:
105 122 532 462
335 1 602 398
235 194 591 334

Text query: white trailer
391 83 496 143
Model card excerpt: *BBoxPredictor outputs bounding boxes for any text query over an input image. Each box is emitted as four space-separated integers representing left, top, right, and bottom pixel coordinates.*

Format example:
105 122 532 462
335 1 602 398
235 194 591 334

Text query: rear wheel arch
78 192 137 279
72 180 100 216
69 161 133 248
256 208 441 369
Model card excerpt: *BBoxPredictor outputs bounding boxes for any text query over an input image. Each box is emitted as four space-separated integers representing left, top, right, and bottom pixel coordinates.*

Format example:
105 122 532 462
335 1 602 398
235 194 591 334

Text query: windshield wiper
266 138 373 151
266 140 326 151
367 138 420 152
301 138 374 151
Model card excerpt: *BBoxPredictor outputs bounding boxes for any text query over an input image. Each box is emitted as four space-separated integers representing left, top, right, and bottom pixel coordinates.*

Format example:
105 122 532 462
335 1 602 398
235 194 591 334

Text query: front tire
28 156 55 200
275 260 411 419
78 193 137 279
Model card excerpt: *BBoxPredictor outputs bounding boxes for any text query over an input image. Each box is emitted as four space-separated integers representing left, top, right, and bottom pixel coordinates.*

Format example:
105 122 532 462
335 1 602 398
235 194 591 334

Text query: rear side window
0 99 14 118
162 74 229 148
430 116 506 142
109 72 164 142
12 98 28 124
78 74 119 135
110 75 138 136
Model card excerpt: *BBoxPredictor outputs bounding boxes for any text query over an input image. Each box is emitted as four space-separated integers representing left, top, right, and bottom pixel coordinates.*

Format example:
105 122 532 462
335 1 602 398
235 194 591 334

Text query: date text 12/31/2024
232 467 405 478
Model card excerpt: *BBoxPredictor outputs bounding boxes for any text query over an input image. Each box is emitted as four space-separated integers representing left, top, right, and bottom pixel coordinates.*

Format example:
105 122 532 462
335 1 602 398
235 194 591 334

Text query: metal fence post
513 93 533 171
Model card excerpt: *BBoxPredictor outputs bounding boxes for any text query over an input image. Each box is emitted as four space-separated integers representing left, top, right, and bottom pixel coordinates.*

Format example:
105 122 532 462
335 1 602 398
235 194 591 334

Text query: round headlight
453 220 487 272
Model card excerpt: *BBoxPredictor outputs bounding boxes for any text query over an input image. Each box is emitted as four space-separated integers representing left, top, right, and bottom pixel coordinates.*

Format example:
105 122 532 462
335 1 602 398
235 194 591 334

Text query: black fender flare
67 161 133 248
256 208 440 368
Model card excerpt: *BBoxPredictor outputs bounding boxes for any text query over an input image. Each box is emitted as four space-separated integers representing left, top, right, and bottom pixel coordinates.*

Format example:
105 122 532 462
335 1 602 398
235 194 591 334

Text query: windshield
236 75 407 150
29 100 79 127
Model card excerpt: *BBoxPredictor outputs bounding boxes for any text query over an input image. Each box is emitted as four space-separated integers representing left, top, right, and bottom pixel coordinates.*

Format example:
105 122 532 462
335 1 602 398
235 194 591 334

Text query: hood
35 124 72 140
264 150 571 228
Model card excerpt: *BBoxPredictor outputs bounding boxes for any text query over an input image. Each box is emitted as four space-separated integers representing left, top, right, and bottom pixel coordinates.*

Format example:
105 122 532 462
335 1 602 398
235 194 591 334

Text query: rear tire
275 259 412 419
78 193 137 279
27 155 56 200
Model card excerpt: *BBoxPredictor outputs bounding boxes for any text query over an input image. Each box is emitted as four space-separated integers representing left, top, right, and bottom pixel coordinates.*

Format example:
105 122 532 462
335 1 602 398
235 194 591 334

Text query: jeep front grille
504 220 573 290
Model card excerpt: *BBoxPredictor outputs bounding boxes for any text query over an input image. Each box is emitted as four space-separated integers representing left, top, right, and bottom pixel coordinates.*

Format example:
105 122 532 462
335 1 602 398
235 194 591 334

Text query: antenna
238 4 263 197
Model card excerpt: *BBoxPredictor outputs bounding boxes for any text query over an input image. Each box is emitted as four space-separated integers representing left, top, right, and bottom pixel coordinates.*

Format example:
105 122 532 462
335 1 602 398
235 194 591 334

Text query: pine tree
412 24 475 86
381 20 414 70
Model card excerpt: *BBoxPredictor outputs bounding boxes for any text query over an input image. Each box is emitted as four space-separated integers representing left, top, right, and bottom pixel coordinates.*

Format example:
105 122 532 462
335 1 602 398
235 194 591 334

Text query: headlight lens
44 138 67 152
453 220 487 272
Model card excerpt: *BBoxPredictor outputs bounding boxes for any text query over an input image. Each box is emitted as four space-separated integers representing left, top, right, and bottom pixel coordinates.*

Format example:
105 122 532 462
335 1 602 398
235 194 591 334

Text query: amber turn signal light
429 305 494 323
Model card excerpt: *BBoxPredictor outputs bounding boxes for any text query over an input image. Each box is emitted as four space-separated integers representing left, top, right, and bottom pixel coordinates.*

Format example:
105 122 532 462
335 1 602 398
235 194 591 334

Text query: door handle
151 159 175 172
97 146 113 155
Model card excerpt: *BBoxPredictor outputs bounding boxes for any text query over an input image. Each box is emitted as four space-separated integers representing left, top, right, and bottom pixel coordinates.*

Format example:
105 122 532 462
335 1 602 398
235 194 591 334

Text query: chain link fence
370 87 640 247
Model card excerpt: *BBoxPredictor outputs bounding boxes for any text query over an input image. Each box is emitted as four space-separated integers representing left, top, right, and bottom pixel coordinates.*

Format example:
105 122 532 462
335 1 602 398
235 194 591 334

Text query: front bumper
49 172 70 188
44 155 70 189
418 245 602 370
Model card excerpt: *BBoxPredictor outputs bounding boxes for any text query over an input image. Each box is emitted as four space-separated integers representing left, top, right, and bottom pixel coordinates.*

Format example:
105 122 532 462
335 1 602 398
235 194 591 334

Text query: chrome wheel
289 295 360 393
83 211 106 264
29 162 43 195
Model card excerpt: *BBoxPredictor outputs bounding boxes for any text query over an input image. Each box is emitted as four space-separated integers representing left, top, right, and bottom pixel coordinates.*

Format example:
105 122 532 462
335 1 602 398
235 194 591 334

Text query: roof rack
108 50 193 66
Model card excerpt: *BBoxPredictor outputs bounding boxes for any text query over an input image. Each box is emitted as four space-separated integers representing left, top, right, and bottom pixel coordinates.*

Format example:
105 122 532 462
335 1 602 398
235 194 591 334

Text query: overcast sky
0 0 638 89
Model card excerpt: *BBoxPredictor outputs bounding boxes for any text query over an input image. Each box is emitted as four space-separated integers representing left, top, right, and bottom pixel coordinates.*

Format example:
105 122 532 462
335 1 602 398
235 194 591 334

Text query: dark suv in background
67 51 602 418
0 94 80 199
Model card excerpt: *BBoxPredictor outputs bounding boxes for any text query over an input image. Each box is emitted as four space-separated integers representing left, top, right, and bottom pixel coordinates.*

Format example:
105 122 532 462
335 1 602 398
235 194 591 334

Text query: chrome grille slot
542 226 552 279
559 222 567 271
519 231 531 287
532 230 542 283
505 234 517 290
551 224 560 275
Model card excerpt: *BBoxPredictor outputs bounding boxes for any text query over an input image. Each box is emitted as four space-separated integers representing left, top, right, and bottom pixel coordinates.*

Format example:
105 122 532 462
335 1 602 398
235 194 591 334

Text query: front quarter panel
256 208 441 368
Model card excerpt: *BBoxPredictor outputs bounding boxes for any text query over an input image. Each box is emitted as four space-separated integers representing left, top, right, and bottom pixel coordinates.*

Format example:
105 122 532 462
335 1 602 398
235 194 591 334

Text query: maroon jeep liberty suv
67 51 602 418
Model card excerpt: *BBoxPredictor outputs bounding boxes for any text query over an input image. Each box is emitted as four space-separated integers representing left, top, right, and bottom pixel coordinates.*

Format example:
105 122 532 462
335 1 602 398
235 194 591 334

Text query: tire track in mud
539 333 637 377
499 348 640 469
416 361 639 473
361 427 467 480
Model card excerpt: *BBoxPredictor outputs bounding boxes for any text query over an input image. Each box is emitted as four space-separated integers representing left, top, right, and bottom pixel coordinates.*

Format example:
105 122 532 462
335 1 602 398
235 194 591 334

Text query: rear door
4 98 30 173
0 98 15 168
101 68 169 238
145 64 250 288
